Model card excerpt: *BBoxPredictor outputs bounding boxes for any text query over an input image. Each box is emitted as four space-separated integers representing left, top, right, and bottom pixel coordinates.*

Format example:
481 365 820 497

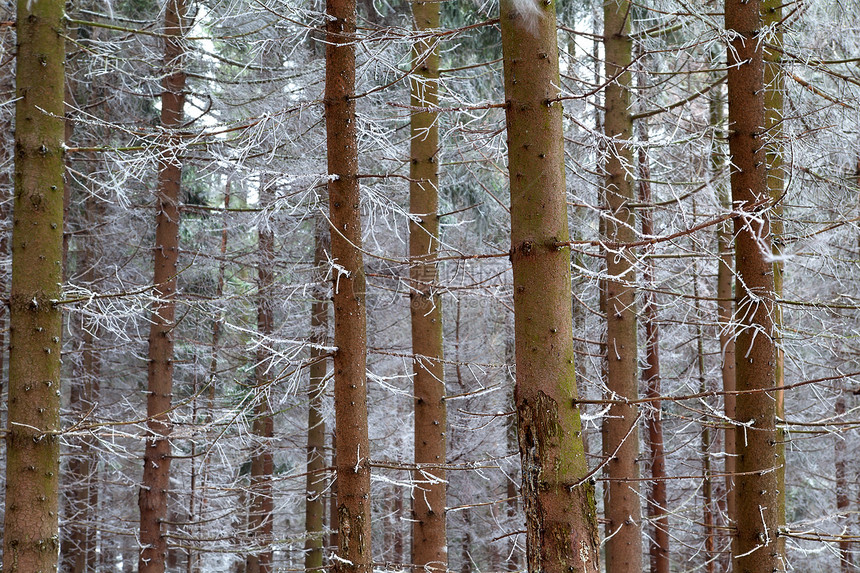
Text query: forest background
1 0 860 571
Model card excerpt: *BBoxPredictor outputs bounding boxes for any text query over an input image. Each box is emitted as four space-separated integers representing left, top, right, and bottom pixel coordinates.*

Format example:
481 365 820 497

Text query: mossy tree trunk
3 0 65 567
500 0 600 570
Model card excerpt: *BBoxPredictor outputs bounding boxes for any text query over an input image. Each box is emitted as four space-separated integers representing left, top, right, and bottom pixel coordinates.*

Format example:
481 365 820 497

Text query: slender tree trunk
836 395 852 572
306 214 329 573
603 2 642 572
139 0 187 569
763 0 787 560
726 0 782 570
711 79 736 572
325 0 373 565
639 124 668 573
500 0 600 571
247 183 275 573
693 267 715 573
2 0 65 565
68 194 103 573
410 1 447 571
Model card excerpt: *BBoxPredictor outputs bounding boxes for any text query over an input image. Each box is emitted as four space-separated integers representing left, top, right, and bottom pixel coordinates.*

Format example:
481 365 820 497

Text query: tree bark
711 79 736 571
602 2 642 572
500 0 600 571
639 124 668 573
306 213 329 573
325 0 373 566
410 1 447 571
763 0 787 559
726 0 782 570
247 182 276 573
3 0 65 566
139 0 187 569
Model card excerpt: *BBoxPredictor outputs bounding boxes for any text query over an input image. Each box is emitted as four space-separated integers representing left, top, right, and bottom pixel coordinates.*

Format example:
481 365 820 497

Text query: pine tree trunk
693 270 715 573
68 193 103 573
409 1 447 570
762 0 787 558
500 0 600 570
726 0 782 569
639 127 668 573
306 214 329 573
248 183 275 573
602 2 642 571
2 0 65 566
711 81 736 570
325 0 373 565
139 0 187 569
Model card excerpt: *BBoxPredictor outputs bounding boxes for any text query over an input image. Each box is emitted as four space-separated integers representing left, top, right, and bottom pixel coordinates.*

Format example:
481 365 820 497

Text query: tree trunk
409 1 447 571
325 0 373 566
500 0 600 571
639 124 668 573
763 0 787 559
3 0 65 566
602 2 642 572
711 78 736 572
248 182 275 573
306 213 329 573
726 0 782 570
139 0 187 569
693 268 715 573
67 193 103 573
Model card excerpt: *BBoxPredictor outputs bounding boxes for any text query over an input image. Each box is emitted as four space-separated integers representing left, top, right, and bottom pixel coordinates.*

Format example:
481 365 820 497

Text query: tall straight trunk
3 0 65 565
711 80 736 568
693 269 715 573
836 395 852 572
139 0 187 569
763 0 787 557
500 1 600 571
67 195 103 573
603 2 642 572
639 126 668 573
248 183 275 573
410 1 447 571
325 0 373 566
306 214 329 573
726 0 782 570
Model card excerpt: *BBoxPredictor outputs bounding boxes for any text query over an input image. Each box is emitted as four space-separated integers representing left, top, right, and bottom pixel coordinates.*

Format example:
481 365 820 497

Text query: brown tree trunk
306 213 329 573
693 268 715 573
639 126 668 573
500 0 600 571
67 193 103 573
247 183 275 573
325 0 373 565
763 0 787 559
726 0 782 570
409 1 447 571
3 0 65 565
711 78 736 572
139 0 187 569
602 2 642 572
